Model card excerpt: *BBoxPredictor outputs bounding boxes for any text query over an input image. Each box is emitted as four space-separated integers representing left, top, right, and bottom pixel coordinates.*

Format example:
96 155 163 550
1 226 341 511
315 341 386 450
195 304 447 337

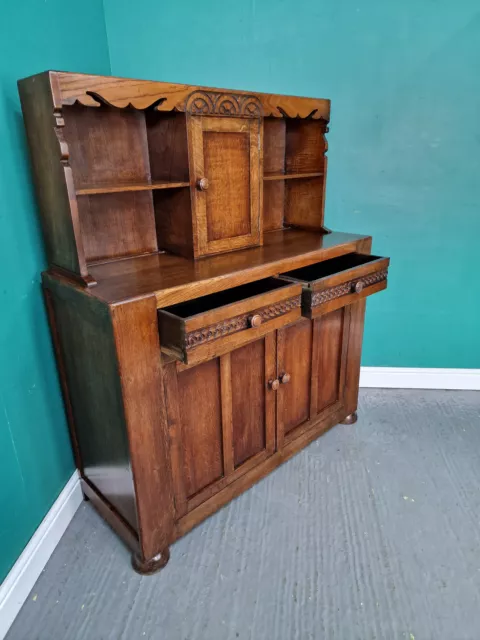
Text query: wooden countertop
81 229 370 307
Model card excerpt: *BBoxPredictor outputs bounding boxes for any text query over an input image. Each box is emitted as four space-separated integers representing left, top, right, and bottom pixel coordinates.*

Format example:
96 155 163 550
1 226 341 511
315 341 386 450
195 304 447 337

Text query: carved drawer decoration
158 277 302 365
280 252 390 318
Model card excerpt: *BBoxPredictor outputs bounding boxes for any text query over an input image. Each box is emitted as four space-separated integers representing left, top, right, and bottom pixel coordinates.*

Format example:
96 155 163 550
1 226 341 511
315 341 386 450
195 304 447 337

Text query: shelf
263 172 324 181
76 181 190 196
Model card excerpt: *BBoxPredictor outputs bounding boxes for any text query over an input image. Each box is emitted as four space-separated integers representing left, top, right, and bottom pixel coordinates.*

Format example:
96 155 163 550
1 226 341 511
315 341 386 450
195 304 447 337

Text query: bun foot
340 412 358 425
132 547 170 575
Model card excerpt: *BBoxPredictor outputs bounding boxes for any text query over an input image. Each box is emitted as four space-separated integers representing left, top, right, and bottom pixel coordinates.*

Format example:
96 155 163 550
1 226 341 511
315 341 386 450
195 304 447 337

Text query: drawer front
159 278 302 364
280 252 389 318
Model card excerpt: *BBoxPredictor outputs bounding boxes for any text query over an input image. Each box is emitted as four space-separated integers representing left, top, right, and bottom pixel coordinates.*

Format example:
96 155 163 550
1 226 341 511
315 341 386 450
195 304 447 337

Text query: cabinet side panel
231 339 266 468
312 308 345 415
18 73 83 274
279 319 312 434
46 283 137 530
177 359 224 497
111 297 175 559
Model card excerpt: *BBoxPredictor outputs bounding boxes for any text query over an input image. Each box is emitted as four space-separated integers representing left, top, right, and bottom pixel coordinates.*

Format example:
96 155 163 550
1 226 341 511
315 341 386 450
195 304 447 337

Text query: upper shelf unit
18 71 331 287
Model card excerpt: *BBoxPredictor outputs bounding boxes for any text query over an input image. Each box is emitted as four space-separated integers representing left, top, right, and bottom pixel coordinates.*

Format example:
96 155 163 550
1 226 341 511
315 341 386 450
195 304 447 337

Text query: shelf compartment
76 181 190 196
263 172 324 181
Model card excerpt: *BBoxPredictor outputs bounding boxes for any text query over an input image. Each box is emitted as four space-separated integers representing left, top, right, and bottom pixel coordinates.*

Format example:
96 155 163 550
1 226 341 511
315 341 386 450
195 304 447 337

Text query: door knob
268 379 280 391
196 177 209 191
249 314 262 328
280 373 291 384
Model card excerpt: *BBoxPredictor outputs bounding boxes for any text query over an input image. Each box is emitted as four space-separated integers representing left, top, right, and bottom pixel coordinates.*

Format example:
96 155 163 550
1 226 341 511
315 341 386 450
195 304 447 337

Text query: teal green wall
104 0 480 368
0 1 110 582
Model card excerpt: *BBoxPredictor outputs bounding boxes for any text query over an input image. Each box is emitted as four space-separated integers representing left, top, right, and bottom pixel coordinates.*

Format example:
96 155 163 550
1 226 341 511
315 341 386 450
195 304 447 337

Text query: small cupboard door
163 335 275 517
188 115 262 257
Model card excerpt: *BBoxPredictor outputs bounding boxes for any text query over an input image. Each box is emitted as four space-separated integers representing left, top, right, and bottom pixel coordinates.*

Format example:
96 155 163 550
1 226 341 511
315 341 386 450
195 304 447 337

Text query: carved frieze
184 296 301 349
310 269 388 307
186 91 262 118
55 73 330 120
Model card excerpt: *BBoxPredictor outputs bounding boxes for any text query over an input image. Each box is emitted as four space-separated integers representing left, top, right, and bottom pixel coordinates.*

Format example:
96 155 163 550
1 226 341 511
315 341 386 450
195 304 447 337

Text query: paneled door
163 335 275 517
276 308 353 448
310 306 351 419
276 318 313 447
187 115 262 257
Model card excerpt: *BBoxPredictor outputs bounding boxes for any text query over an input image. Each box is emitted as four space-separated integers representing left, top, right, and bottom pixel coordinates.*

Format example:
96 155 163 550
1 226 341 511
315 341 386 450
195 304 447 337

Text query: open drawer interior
158 277 302 364
281 253 386 284
279 251 389 318
164 278 293 318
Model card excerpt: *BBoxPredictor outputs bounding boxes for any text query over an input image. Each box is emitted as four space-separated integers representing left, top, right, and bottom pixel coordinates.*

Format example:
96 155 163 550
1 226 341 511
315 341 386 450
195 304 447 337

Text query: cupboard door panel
277 318 313 446
204 131 251 241
176 358 224 498
231 339 266 467
188 115 261 257
311 307 350 416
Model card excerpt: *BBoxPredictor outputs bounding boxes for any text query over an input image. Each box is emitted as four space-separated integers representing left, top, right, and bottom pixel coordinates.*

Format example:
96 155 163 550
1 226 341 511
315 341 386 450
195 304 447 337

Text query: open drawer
158 277 302 364
280 252 389 318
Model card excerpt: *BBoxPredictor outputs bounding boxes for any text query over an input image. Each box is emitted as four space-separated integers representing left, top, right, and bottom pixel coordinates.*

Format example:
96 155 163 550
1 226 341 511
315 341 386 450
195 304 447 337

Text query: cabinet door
310 306 351 419
163 335 275 517
276 318 313 448
188 115 261 256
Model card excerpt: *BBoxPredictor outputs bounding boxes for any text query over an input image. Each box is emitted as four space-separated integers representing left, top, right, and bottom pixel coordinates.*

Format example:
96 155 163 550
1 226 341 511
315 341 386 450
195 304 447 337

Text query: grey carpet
7 389 480 640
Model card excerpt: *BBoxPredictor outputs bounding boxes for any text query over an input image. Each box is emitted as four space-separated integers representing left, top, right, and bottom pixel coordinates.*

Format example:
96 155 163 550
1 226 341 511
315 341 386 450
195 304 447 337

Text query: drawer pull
268 379 280 391
280 373 291 384
352 281 364 294
249 314 262 328
196 177 209 191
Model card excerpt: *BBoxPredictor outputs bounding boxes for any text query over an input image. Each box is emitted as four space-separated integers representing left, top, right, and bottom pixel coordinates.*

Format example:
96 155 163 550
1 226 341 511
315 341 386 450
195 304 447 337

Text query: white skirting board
0 471 83 640
1 367 479 637
360 367 480 390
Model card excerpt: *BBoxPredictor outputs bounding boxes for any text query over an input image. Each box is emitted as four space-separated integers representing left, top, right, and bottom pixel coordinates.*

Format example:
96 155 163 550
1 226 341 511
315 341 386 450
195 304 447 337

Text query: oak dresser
18 72 389 573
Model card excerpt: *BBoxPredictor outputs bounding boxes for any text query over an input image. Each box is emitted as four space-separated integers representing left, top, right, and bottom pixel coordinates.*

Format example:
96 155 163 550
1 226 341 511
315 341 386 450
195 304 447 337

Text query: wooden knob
249 314 262 328
196 177 209 191
280 373 291 384
268 379 280 391
352 281 364 294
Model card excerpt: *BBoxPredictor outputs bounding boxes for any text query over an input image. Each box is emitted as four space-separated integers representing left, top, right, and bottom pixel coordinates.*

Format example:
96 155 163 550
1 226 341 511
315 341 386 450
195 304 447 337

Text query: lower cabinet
163 303 362 516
